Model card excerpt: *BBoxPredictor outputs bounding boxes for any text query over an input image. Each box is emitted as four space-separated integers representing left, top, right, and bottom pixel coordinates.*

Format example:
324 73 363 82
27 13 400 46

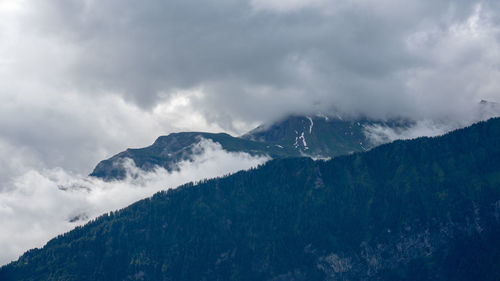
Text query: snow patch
301 132 308 148
307 116 314 134
294 131 309 150
359 142 367 151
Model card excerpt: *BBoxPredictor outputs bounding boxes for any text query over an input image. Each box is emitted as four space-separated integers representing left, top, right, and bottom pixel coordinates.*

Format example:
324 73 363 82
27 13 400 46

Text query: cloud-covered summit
1 0 499 190
1 0 499 185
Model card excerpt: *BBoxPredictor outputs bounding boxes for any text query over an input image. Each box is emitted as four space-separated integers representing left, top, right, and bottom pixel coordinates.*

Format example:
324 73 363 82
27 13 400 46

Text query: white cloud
401 3 500 122
0 139 269 265
0 89 241 188
0 0 498 184
364 120 456 145
362 98 500 145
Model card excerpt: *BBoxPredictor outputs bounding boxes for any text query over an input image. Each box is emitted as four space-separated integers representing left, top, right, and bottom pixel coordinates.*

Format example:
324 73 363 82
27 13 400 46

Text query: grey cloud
1 0 498 179
28 0 498 123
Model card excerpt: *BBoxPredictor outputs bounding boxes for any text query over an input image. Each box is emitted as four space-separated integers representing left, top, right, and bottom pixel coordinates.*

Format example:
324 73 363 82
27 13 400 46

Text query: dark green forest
1 118 500 280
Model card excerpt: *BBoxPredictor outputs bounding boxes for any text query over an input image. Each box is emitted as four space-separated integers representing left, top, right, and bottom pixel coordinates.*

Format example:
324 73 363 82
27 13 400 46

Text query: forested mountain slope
2 118 500 280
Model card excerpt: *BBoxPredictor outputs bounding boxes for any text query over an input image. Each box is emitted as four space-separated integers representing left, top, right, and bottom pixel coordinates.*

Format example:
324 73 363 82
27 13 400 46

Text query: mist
0 139 269 265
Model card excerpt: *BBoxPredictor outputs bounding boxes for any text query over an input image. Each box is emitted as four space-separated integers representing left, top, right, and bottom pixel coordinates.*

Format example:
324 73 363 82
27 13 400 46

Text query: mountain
91 115 396 180
89 132 297 180
241 115 400 155
2 117 499 280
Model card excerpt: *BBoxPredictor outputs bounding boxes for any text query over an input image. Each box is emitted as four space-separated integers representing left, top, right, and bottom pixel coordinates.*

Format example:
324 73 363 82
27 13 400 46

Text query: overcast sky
1 0 500 265
1 0 500 181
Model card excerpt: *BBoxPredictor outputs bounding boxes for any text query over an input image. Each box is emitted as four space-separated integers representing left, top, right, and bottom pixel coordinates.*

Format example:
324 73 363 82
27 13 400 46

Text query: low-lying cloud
0 139 269 265
0 90 234 189
364 101 500 145
364 120 456 145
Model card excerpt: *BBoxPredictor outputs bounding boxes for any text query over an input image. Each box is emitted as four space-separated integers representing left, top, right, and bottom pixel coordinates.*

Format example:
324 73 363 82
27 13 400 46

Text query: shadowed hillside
2 118 500 281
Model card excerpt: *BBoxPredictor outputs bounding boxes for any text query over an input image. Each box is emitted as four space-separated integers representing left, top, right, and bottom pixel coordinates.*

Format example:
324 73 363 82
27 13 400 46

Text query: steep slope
2 117 500 280
91 115 391 181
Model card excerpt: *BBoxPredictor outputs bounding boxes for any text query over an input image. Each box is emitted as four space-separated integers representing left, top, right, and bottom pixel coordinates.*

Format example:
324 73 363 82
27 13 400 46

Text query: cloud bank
0 139 269 265
7 0 498 123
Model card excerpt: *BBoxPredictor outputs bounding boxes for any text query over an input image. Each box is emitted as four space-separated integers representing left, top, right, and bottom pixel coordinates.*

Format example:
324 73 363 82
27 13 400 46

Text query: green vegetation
2 118 500 280
90 132 299 180
242 115 381 155
90 116 388 180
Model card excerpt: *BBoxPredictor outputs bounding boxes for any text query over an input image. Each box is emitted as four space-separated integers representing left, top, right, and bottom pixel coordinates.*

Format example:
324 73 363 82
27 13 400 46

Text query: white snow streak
307 116 314 134
301 132 308 148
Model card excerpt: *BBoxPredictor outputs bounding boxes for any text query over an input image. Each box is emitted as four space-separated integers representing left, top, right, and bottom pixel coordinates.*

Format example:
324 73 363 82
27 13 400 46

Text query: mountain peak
90 115 387 181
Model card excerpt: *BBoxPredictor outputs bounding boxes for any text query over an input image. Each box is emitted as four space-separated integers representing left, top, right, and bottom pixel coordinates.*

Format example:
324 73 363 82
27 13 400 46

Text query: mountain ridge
90 115 398 181
2 117 499 280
